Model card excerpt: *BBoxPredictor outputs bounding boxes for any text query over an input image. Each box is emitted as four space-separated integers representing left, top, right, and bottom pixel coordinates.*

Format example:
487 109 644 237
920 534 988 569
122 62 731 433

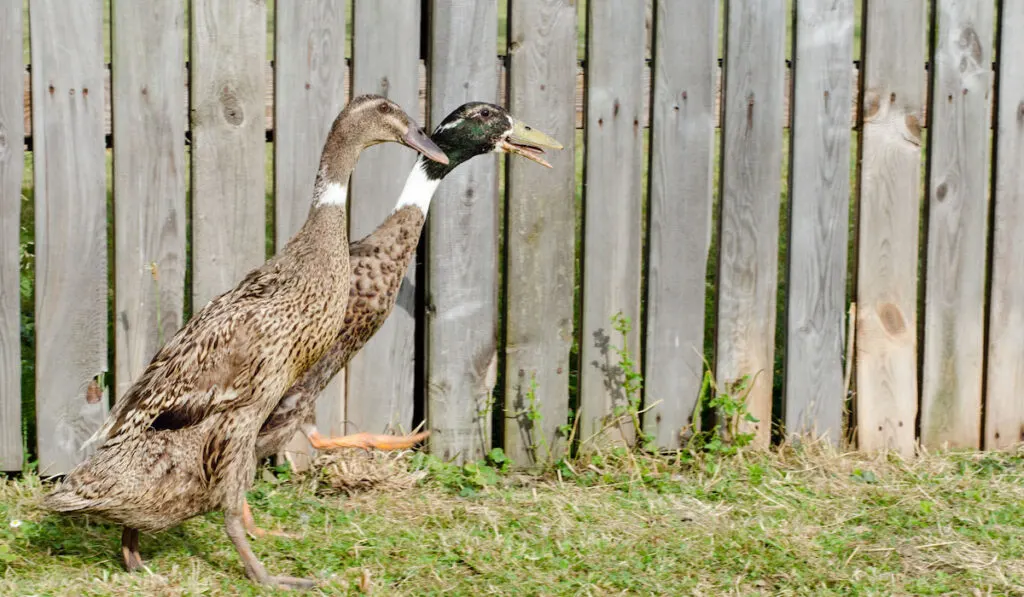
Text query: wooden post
784 0 854 444
643 0 718 449
0 0 23 472
504 0 577 465
856 1 926 456
273 0 348 470
715 0 788 447
921 0 995 449
30 0 108 474
985 0 1024 450
580 0 646 447
112 0 187 401
424 0 498 464
347 0 422 436
190 0 267 308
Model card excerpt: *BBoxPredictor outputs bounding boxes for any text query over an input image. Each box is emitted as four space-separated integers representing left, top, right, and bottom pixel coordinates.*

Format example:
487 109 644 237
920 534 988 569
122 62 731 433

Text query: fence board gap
921 0 994 450
985 0 1024 450
346 0 421 437
190 0 267 308
643 0 718 449
424 0 499 464
30 0 108 475
0 0 24 471
855 1 926 456
272 0 348 470
503 0 577 466
783 0 854 444
579 0 646 447
714 0 788 448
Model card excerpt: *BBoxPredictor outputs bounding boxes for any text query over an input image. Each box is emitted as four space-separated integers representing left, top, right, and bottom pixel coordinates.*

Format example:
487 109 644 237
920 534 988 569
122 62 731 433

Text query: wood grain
783 0 854 444
346 0 422 436
424 0 499 464
189 0 267 308
28 61 980 145
272 0 348 466
0 0 23 471
579 0 646 446
112 0 186 401
715 0 787 448
855 1 925 456
921 0 994 449
985 0 1024 450
503 0 577 465
643 0 718 449
30 0 108 475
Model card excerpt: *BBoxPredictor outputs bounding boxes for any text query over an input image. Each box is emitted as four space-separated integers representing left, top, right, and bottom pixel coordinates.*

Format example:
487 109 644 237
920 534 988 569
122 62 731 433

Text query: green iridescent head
420 102 563 180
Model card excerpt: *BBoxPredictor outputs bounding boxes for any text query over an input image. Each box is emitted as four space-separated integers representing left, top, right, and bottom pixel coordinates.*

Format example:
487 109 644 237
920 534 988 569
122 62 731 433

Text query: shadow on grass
22 512 211 574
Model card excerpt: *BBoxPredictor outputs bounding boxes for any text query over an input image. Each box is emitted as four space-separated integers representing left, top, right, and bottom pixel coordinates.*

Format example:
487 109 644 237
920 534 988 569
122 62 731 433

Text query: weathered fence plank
715 0 787 448
272 0 348 467
29 62 998 144
347 0 422 436
579 0 646 446
112 0 186 401
30 0 108 474
424 0 499 464
0 1 23 471
856 1 926 456
643 0 718 449
783 0 854 443
504 0 577 465
190 0 267 308
985 0 1024 450
920 0 994 450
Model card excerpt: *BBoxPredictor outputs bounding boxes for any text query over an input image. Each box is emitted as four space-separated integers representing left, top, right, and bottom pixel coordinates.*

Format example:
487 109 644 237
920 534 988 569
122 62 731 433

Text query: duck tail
40 485 98 513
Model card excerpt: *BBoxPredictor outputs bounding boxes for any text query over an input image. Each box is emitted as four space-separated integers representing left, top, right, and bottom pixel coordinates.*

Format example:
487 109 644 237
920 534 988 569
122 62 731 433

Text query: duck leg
226 509 316 590
242 500 299 540
306 429 430 451
120 527 144 572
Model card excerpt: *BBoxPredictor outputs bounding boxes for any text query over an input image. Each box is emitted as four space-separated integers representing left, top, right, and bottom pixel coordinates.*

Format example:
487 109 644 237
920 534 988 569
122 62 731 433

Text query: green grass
1 444 1022 595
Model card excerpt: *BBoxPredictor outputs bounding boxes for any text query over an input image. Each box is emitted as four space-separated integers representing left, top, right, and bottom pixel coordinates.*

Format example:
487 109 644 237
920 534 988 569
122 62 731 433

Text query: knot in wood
877 303 906 336
935 182 948 202
219 87 244 126
863 90 881 120
958 26 983 67
0 125 7 155
904 114 921 144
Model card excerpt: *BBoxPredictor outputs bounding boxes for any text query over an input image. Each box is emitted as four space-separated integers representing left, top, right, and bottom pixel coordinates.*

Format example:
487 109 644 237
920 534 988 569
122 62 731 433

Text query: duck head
344 95 449 164
421 102 563 179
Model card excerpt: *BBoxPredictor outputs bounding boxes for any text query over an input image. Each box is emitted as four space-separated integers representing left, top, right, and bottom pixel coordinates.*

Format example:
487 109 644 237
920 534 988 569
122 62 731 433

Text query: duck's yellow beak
499 119 563 168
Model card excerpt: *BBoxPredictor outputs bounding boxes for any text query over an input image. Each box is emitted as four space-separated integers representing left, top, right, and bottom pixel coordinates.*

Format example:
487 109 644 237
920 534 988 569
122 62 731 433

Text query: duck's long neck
288 118 365 254
393 158 443 215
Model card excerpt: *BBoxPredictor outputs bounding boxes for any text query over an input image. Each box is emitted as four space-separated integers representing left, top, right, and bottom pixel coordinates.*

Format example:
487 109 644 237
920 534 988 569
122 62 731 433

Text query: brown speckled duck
246 102 561 536
41 95 447 590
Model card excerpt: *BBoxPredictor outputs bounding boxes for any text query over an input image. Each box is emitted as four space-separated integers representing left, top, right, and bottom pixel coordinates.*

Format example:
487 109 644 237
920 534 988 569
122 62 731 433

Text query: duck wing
85 282 266 450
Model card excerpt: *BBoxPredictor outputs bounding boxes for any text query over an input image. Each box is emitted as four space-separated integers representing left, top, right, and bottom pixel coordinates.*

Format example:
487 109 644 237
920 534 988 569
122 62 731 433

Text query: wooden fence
2 0 1022 476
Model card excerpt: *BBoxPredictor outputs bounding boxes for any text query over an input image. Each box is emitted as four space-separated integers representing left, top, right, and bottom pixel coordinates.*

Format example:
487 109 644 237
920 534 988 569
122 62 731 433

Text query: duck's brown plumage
41 95 445 589
256 205 426 458
252 102 564 465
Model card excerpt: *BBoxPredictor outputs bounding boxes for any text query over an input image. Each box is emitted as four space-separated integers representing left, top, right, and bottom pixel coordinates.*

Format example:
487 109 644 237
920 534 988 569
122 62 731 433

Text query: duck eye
480 108 491 118
378 103 391 114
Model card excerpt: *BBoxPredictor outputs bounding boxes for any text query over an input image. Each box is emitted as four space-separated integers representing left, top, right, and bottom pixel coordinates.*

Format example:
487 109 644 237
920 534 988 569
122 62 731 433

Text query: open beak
499 119 564 168
403 126 449 165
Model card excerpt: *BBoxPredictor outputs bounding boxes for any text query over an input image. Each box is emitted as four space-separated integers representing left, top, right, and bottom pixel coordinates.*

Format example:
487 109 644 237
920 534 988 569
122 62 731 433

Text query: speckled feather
256 206 426 458
41 96 431 534
254 102 533 460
